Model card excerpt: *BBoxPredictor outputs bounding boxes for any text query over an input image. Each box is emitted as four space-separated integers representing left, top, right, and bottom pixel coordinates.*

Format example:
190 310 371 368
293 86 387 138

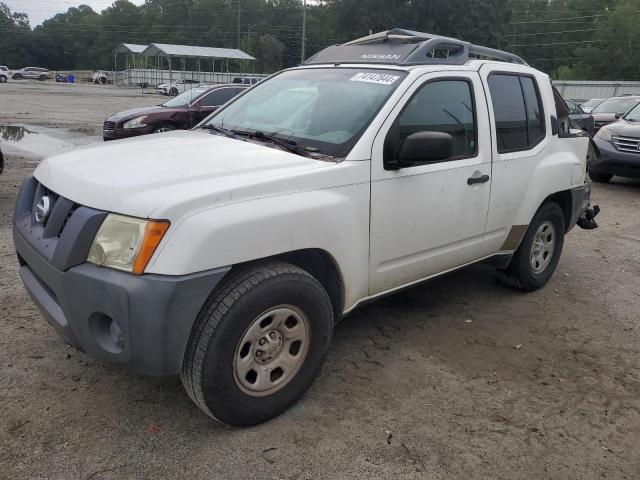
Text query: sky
5 0 145 26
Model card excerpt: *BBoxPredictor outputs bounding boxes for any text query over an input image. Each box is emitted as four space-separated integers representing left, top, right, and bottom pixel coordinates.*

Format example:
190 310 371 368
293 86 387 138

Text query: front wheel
152 123 176 133
0 75 6 83
13 73 22 80
498 202 565 292
181 262 334 426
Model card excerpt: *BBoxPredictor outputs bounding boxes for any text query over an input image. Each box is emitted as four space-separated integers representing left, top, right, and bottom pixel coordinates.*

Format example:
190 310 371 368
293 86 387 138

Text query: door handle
467 174 490 185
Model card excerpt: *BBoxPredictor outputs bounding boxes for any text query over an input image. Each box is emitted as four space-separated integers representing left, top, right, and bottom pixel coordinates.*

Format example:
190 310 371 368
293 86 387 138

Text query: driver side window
396 79 477 159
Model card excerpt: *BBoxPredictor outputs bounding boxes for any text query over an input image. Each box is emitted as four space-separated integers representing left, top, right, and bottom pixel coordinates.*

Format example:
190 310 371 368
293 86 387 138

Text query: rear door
369 72 494 294
478 65 555 252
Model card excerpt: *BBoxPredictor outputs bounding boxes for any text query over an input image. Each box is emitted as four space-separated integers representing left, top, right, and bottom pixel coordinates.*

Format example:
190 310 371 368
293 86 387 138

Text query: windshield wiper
242 130 316 158
201 124 244 140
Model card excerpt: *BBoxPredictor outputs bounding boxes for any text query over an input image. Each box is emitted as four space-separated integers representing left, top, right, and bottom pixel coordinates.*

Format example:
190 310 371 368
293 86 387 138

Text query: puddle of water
0 125 99 159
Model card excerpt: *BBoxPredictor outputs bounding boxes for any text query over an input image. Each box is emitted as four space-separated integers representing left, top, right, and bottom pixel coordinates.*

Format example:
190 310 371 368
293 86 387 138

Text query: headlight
122 116 148 129
87 214 169 274
596 126 614 141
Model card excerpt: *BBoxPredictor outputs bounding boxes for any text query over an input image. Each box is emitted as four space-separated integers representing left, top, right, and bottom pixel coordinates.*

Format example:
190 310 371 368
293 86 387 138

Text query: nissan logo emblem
35 195 51 224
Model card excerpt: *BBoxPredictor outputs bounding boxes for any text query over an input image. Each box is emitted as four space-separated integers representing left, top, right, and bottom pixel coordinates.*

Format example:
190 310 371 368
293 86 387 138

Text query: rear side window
488 73 545 153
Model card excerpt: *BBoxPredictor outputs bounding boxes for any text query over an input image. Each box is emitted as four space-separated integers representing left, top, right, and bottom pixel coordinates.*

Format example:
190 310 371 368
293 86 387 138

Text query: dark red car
103 84 248 140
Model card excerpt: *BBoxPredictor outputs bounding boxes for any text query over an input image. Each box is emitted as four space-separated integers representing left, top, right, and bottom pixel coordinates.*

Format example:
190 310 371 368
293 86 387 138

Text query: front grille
103 121 116 131
612 135 640 154
14 177 107 271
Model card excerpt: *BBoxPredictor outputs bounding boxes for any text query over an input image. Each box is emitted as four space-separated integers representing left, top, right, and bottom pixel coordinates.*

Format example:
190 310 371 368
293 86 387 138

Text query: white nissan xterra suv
14 29 599 426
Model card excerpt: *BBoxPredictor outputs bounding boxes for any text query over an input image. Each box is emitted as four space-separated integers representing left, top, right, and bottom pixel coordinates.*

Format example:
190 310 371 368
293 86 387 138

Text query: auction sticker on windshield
350 72 400 85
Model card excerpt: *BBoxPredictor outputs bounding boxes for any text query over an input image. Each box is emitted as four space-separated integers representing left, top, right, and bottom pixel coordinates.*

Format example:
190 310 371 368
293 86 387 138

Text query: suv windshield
204 68 407 157
624 103 640 122
593 97 640 114
162 87 208 107
581 99 602 110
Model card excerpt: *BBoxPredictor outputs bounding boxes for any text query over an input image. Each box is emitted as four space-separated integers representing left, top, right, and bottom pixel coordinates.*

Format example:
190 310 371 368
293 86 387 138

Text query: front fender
147 184 370 310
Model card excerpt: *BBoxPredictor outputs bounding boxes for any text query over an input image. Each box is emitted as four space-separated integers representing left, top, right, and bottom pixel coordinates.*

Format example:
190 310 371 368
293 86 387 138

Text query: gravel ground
1 82 640 480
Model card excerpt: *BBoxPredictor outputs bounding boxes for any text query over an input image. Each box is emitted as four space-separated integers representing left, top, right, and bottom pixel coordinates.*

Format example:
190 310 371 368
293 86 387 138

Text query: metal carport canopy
140 43 255 61
112 43 147 55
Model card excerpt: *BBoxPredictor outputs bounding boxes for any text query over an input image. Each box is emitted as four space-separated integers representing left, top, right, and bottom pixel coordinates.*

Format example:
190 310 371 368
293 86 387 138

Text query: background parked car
591 95 640 132
565 99 595 136
591 101 640 183
0 66 9 83
103 84 247 140
12 67 52 81
156 79 201 95
0 145 3 174
580 98 604 114
232 76 262 85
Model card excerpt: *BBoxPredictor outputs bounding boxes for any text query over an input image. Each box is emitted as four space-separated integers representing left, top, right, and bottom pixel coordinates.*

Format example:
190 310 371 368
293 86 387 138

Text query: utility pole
237 0 241 49
300 0 307 63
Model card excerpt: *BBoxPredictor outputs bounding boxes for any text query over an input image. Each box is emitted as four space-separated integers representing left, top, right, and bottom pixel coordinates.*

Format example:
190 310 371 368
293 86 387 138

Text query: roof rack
303 28 527 67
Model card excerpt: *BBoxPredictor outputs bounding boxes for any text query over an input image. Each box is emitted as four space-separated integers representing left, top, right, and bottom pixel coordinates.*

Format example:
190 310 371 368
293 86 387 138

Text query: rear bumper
568 182 591 231
591 137 640 178
14 227 230 375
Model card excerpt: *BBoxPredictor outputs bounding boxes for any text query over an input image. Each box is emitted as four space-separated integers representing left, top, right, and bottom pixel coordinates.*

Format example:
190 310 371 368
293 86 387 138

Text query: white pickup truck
14 29 599 426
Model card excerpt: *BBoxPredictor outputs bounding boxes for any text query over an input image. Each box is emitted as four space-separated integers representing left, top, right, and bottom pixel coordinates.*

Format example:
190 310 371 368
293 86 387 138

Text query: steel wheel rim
530 220 556 274
233 305 310 397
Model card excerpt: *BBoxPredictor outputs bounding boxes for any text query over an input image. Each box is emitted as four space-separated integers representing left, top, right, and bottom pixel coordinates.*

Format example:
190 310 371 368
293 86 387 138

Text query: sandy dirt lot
1 82 640 480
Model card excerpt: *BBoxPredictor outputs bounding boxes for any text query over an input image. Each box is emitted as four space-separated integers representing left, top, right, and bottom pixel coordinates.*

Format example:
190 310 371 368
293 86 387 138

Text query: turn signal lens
132 220 170 274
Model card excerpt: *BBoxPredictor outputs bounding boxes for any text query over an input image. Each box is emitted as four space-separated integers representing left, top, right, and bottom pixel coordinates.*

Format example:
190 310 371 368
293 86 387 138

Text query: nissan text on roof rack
13 29 600 426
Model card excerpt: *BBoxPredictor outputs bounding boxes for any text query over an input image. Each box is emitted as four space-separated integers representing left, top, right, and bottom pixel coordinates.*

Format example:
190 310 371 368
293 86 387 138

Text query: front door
369 72 494 294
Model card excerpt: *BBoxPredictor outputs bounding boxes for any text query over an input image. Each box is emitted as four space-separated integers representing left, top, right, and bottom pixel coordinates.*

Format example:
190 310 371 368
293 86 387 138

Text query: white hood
34 130 335 219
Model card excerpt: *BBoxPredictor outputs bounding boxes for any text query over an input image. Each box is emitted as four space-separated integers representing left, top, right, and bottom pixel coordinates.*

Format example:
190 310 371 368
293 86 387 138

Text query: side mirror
615 112 624 119
395 131 453 167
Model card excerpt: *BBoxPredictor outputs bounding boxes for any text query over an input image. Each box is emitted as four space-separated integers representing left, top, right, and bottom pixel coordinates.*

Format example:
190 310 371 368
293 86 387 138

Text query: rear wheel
589 171 613 183
38 75 47 81
181 262 333 426
498 202 565 292
169 87 178 96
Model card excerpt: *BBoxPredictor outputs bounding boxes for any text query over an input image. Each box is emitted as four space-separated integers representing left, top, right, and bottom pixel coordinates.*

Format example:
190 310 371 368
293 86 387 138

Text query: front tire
13 73 22 80
589 171 613 183
152 123 176 133
181 262 334 426
0 75 6 83
498 202 565 292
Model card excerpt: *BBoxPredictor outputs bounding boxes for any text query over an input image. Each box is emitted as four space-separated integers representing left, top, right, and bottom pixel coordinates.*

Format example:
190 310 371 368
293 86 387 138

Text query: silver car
12 67 52 81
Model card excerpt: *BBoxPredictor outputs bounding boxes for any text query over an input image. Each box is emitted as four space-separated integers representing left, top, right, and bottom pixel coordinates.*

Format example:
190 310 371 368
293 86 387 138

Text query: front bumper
13 177 230 375
15 229 229 375
591 137 640 178
103 125 155 140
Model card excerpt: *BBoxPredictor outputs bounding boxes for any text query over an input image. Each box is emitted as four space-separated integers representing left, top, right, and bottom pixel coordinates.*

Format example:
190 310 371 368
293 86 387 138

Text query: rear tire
38 75 47 81
180 261 334 426
498 202 565 292
170 87 178 96
589 171 613 183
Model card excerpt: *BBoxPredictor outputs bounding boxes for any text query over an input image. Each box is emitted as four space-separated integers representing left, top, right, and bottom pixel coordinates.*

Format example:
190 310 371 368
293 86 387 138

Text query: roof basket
303 28 527 67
